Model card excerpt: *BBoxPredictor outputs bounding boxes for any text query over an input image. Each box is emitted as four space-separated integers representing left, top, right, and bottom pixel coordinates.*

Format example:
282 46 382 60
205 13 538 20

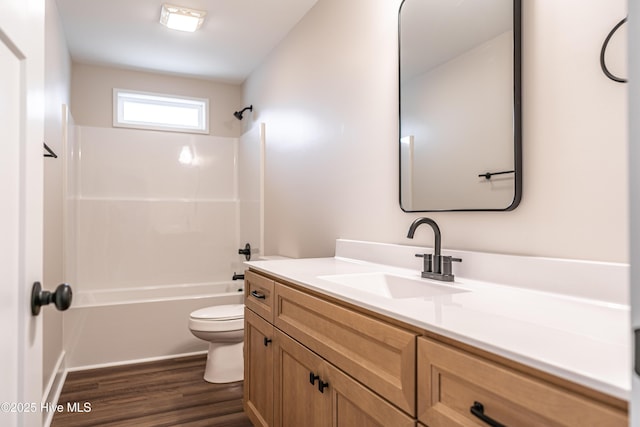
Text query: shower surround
63 125 258 368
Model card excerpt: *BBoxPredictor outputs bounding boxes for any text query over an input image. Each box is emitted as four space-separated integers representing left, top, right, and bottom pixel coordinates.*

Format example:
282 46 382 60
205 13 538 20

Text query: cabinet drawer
274 283 416 415
245 270 275 322
418 337 627 427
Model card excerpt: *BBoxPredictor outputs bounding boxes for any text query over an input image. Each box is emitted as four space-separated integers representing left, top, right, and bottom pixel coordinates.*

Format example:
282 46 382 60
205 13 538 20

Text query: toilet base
203 341 244 383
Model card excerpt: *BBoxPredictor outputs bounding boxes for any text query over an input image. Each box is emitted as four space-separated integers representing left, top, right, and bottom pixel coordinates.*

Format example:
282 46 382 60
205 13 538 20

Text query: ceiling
55 0 319 84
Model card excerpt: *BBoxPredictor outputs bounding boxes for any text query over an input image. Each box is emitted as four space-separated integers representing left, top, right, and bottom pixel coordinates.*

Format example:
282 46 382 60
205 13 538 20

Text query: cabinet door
325 362 415 427
244 308 274 427
275 330 330 427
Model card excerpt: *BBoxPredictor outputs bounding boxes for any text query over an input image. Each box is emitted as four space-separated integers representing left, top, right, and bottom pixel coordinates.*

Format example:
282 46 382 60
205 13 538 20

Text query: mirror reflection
399 0 521 211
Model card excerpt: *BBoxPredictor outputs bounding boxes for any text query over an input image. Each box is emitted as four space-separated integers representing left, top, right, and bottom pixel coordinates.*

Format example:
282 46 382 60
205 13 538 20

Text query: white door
632 0 640 425
631 0 640 425
0 1 45 426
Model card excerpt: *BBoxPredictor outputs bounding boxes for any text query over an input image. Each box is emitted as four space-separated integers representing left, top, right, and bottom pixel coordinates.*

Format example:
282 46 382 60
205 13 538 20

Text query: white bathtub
63 281 245 370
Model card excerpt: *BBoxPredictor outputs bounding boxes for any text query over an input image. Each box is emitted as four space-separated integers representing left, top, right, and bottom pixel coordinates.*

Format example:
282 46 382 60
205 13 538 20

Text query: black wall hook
44 142 58 158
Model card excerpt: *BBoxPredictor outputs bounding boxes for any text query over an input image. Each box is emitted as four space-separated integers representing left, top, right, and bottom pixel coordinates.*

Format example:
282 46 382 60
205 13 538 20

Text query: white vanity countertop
245 254 630 401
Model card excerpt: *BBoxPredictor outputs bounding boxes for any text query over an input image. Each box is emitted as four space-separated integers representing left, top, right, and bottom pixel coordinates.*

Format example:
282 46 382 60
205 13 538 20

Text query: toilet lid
190 304 244 321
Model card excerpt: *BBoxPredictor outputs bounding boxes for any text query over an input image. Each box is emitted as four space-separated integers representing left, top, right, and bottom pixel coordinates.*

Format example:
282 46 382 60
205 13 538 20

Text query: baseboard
42 351 68 427
65 350 208 373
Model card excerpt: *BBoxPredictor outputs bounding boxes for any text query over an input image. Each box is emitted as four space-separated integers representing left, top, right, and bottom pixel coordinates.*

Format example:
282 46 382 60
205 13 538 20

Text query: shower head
233 105 253 120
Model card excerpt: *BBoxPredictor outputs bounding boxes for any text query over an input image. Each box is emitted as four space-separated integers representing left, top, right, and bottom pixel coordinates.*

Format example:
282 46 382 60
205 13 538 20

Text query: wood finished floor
51 354 253 427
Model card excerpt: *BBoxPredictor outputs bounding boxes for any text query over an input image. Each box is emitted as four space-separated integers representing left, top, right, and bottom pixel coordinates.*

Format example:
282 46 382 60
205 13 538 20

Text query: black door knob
31 282 73 316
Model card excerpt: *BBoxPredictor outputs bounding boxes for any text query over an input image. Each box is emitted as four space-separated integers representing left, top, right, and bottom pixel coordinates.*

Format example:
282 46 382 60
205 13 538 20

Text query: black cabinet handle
318 380 329 393
470 402 506 427
309 372 319 385
263 337 272 346
250 290 266 299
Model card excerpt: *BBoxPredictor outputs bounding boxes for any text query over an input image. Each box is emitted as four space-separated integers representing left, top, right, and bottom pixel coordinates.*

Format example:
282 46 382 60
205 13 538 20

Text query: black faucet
407 217 461 282
407 217 442 273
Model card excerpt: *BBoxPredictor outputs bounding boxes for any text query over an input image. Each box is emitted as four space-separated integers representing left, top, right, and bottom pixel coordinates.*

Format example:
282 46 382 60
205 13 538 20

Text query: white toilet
188 303 244 383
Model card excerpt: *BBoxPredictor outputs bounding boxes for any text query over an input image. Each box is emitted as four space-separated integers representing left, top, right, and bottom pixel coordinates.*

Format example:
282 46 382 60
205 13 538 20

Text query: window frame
113 88 209 134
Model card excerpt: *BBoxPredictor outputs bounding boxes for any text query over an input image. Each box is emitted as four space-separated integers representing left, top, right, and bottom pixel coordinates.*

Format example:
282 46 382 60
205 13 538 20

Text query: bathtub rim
71 281 245 309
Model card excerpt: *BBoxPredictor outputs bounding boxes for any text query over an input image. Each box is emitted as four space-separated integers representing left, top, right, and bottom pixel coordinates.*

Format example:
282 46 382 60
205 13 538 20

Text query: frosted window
113 89 209 134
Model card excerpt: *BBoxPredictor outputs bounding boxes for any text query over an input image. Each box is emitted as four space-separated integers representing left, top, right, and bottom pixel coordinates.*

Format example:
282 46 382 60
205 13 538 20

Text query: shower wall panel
71 126 240 291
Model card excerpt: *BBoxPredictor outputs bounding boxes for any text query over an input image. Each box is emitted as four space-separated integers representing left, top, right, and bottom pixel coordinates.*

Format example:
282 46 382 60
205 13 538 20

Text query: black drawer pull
263 337 272 346
470 401 506 427
250 290 266 299
309 372 319 385
318 380 329 393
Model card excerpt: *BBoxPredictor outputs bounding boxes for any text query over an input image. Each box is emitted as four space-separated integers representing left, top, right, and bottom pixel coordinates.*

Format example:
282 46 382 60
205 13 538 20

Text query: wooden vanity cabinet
245 270 628 427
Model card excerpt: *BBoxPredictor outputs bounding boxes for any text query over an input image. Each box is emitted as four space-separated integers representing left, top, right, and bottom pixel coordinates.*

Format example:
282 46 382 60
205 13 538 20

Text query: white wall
243 0 628 263
71 63 243 138
43 0 71 394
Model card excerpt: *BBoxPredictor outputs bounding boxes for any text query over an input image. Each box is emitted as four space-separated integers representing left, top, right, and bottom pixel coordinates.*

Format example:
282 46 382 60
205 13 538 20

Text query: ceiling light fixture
160 4 207 32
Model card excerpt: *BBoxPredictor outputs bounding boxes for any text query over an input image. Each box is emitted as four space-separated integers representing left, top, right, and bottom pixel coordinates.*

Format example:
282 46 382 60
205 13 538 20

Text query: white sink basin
318 272 469 299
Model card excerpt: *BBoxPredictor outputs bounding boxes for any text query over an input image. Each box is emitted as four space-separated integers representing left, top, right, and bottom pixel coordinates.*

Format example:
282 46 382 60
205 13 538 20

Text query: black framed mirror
399 0 522 212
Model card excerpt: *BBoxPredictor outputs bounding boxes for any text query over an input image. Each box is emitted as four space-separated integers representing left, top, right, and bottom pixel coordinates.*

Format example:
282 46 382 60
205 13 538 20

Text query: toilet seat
189 304 244 332
191 304 244 321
